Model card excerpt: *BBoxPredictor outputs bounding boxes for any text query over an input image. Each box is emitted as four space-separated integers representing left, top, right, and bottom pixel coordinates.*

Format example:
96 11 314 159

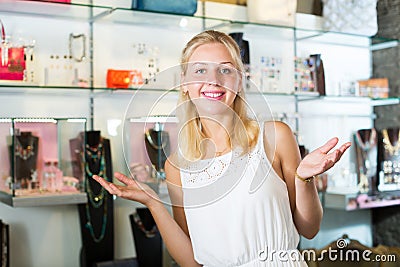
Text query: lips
201 91 225 100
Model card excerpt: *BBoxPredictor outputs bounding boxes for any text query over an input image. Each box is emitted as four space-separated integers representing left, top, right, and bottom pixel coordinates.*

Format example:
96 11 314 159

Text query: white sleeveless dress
180 130 308 266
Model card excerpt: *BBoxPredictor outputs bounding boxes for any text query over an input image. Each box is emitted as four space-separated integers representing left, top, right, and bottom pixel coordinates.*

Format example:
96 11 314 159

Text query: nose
206 69 222 86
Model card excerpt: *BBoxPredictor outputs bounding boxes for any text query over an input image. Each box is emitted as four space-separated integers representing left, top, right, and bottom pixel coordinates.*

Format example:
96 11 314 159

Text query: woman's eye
194 68 207 74
220 68 232 75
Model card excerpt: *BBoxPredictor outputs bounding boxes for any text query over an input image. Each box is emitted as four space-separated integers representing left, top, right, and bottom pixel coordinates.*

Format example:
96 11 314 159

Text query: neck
200 117 232 154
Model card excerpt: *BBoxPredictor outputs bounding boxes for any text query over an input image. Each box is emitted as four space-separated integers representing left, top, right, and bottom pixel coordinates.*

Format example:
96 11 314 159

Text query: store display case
0 117 87 207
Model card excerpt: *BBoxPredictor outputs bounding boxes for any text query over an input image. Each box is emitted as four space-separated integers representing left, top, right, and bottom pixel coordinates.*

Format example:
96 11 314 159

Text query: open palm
93 172 159 206
297 137 351 179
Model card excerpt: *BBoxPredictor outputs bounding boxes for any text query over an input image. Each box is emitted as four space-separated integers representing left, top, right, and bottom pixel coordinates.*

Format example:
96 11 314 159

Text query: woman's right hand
93 172 160 207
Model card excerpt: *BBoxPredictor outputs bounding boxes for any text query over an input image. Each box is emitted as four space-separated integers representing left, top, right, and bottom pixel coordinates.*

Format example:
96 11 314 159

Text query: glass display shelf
371 36 400 51
0 117 88 207
316 96 400 106
0 191 87 207
324 190 400 211
1 0 398 50
1 83 398 106
0 0 109 21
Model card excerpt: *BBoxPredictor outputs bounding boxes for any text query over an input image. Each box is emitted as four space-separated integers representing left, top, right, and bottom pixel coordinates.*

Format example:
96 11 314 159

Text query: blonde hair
177 30 259 161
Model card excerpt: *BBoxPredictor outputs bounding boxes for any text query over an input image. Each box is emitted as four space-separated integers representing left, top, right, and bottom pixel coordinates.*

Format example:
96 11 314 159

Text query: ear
180 71 191 95
180 71 188 94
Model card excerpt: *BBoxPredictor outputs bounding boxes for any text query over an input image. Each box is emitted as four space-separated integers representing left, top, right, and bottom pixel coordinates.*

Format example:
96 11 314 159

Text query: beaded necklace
84 142 106 208
83 139 108 243
85 196 108 243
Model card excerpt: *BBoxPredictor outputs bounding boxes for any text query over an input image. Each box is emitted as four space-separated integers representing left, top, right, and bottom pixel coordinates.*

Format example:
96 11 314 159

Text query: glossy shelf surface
0 191 87 207
324 190 400 211
1 0 398 49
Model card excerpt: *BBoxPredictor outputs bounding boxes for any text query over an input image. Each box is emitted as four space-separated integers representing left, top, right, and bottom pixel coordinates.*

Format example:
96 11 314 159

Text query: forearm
147 201 201 267
293 178 323 239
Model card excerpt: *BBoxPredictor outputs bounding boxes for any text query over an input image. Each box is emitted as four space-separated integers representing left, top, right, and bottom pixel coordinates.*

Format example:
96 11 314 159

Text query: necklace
355 128 377 151
145 129 168 150
132 212 157 238
382 129 400 156
85 195 108 243
85 143 103 163
82 138 109 243
83 140 107 208
14 136 35 160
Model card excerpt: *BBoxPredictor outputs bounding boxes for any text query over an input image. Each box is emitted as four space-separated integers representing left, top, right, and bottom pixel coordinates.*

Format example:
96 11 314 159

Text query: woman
93 30 351 266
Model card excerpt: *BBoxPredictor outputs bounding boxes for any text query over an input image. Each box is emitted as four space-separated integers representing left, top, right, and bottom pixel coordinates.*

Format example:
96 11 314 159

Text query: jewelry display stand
144 122 170 179
0 219 9 267
129 208 162 267
377 127 400 191
70 130 114 267
10 131 39 190
354 128 378 195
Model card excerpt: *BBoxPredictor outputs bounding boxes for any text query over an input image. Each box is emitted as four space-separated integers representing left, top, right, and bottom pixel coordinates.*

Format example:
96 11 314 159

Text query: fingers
92 175 122 196
339 142 352 154
114 172 136 186
323 142 352 169
318 137 339 154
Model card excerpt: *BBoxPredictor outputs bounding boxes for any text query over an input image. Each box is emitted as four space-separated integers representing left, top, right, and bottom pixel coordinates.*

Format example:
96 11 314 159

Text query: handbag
131 0 198 15
0 20 25 81
246 0 297 27
322 0 378 36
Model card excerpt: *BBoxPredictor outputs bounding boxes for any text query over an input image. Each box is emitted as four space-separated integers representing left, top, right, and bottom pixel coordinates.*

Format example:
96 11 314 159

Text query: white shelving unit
0 0 399 265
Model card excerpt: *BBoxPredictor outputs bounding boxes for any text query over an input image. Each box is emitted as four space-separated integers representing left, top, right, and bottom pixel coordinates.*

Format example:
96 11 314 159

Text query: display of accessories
378 128 400 191
357 78 389 99
322 0 378 36
69 33 86 63
72 131 114 265
43 33 88 87
0 118 86 200
12 131 39 190
40 160 63 193
294 56 313 93
144 122 171 179
0 19 27 81
106 69 143 88
294 55 325 94
259 56 282 93
131 43 160 86
247 0 297 27
131 0 198 15
354 128 378 194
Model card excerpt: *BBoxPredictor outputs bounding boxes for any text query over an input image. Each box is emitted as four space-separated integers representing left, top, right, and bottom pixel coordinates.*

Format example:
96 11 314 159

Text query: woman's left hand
296 137 351 179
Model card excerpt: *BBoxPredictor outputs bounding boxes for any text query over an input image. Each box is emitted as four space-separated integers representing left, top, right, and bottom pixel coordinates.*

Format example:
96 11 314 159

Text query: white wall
0 1 378 266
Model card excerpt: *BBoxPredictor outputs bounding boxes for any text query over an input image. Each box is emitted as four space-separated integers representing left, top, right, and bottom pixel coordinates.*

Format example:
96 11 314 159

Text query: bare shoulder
263 120 295 140
164 154 182 187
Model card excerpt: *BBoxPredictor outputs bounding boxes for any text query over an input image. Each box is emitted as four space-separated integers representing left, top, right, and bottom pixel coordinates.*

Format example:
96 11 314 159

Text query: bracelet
295 172 315 183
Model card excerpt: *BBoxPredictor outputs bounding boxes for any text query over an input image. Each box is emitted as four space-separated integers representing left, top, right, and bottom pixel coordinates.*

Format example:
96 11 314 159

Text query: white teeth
203 92 223 98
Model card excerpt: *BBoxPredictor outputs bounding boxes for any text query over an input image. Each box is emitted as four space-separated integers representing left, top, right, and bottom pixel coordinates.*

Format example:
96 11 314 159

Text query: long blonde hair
177 30 259 161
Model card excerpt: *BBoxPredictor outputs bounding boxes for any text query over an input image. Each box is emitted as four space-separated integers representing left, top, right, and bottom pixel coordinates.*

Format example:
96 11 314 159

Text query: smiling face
183 42 242 116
